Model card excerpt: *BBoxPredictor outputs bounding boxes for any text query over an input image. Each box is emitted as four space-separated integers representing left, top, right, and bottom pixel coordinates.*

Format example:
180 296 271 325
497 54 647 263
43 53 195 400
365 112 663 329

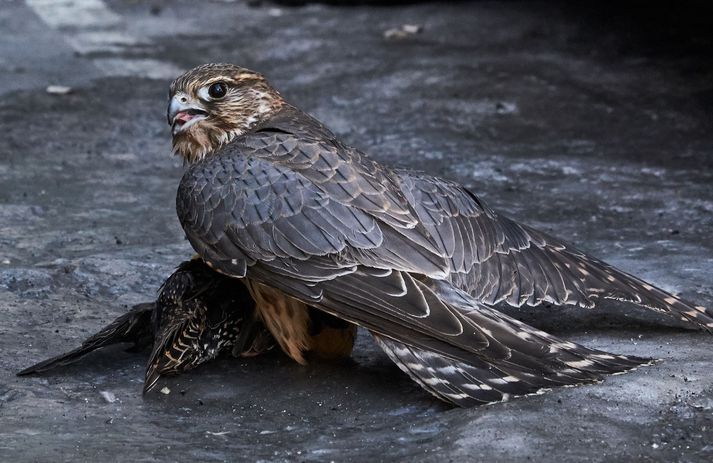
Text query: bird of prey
17 259 275 393
166 63 712 407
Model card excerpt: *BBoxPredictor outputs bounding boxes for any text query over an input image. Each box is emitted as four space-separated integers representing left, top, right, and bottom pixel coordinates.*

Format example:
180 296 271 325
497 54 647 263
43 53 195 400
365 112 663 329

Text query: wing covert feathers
178 110 712 334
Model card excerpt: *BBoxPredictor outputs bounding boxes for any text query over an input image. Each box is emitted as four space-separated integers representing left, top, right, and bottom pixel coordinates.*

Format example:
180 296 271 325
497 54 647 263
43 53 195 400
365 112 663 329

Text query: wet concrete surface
1 1 712 461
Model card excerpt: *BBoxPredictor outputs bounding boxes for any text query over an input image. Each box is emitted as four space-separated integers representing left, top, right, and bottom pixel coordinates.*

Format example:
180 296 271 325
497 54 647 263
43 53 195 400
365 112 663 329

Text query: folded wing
398 172 713 331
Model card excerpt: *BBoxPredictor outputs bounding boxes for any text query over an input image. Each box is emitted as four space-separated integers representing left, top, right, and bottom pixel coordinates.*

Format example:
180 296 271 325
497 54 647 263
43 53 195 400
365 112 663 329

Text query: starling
142 259 272 392
18 259 274 393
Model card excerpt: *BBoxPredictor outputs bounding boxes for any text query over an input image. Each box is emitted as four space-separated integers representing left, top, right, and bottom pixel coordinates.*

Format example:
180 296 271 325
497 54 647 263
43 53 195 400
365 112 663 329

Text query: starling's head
167 63 284 163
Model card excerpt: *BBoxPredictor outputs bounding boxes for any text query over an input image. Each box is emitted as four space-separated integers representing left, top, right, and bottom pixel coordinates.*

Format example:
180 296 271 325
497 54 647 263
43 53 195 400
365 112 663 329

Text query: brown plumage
169 64 285 163
167 63 711 406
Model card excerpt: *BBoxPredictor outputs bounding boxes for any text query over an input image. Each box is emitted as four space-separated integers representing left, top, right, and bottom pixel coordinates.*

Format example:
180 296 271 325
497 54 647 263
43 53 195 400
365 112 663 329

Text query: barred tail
374 331 652 407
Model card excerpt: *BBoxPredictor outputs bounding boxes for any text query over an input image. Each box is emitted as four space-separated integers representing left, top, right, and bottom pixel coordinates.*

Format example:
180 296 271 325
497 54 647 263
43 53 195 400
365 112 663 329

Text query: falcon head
167 63 284 163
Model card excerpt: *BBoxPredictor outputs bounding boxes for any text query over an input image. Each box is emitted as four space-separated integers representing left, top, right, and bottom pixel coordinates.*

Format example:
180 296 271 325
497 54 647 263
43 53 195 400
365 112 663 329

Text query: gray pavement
1 1 712 462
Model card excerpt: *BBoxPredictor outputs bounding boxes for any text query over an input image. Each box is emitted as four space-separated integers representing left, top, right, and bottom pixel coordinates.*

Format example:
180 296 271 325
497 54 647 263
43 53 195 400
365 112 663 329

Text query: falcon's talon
165 63 710 407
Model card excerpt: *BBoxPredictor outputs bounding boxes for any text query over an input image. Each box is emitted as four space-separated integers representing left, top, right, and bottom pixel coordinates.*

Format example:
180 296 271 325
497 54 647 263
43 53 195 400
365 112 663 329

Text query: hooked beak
167 94 208 135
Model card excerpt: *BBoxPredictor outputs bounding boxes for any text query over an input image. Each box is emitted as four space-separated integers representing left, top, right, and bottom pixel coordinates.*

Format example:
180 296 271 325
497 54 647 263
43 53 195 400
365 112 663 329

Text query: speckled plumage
143 259 271 392
169 63 712 406
18 259 274 393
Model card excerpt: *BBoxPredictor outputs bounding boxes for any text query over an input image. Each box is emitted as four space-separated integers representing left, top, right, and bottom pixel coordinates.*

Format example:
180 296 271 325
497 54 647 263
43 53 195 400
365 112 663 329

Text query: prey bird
142 259 271 392
18 259 275 393
166 63 712 407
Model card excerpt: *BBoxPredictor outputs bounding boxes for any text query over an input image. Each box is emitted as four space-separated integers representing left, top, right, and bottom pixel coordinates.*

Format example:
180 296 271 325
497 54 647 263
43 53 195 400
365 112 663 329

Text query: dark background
1 1 712 461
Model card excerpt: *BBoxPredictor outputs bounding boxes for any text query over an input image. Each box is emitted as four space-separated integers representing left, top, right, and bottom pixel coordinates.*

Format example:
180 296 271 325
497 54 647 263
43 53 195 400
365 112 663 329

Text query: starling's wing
17 303 154 376
145 259 260 393
398 172 713 331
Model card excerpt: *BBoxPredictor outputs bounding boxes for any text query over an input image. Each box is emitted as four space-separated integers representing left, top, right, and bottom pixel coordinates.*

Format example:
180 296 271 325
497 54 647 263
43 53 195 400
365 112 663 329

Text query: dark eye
208 82 227 99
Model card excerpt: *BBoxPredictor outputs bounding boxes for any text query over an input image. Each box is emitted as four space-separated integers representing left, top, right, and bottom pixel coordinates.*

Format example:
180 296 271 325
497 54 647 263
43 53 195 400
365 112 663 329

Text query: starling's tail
17 303 154 376
143 317 197 394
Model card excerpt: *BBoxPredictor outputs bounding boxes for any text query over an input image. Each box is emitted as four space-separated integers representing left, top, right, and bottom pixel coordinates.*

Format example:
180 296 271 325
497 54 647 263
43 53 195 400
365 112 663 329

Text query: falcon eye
208 82 227 99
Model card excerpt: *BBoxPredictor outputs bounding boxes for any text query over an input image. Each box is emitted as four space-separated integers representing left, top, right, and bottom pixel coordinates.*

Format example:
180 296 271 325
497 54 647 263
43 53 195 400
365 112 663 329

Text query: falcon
167 63 712 406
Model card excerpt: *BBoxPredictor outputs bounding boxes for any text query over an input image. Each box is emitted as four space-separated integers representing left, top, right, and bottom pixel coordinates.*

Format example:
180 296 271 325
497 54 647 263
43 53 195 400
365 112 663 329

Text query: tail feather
287 265 657 407
374 332 653 407
143 304 209 394
17 303 154 376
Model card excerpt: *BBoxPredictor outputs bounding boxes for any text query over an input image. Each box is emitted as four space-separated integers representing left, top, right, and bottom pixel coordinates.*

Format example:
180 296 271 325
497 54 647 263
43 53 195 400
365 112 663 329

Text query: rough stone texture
1 1 712 462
